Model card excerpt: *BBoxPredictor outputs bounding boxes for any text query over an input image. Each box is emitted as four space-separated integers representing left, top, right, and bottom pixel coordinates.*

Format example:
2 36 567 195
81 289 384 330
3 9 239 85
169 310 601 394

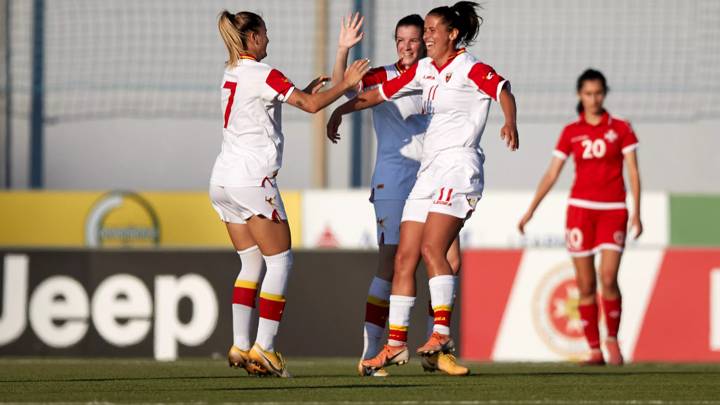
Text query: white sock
429 275 455 335
362 277 391 359
388 295 415 347
256 249 293 351
232 245 264 350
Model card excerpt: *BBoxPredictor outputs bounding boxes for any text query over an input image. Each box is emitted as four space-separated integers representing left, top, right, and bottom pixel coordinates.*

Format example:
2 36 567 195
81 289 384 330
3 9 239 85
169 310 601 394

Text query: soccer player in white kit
329 14 468 377
328 2 519 372
213 10 368 377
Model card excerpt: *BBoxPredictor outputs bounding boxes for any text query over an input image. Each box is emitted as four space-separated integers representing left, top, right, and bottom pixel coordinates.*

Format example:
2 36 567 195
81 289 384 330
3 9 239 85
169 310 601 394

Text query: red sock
602 297 622 339
578 302 600 349
258 293 286 322
365 297 389 328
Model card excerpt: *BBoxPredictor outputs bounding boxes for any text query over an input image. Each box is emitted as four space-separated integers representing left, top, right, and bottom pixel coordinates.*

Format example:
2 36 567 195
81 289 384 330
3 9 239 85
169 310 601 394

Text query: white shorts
401 188 480 223
209 182 288 224
373 199 405 245
403 149 483 223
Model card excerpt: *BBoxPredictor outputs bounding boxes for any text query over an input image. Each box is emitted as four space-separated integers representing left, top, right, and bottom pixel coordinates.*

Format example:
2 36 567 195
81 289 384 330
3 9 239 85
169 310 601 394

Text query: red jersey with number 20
210 56 295 187
554 112 638 208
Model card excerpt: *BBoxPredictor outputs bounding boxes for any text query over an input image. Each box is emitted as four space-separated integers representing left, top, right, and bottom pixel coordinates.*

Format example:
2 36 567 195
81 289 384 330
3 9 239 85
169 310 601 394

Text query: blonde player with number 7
212 10 368 377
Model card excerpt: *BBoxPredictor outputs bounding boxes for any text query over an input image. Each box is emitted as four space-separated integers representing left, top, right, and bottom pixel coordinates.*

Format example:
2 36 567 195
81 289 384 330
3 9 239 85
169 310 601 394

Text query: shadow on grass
4 369 720 384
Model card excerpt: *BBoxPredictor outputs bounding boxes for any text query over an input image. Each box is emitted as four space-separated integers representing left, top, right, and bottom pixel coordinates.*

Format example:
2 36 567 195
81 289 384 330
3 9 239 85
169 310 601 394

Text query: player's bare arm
625 150 643 239
498 85 519 151
326 88 385 143
518 157 565 234
331 12 364 87
287 58 370 113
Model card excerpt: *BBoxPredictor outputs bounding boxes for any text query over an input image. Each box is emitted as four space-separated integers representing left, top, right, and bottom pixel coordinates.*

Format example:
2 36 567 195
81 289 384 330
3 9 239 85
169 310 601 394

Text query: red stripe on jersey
381 62 419 99
468 63 505 101
361 67 388 88
266 69 294 96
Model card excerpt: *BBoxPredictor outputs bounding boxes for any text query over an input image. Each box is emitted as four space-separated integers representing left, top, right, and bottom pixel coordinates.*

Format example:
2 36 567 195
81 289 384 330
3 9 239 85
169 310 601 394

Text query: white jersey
210 56 296 187
357 62 429 201
379 49 508 198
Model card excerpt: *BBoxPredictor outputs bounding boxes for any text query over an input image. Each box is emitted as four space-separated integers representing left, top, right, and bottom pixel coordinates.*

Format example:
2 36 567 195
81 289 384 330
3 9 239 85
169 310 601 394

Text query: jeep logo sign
0 254 218 360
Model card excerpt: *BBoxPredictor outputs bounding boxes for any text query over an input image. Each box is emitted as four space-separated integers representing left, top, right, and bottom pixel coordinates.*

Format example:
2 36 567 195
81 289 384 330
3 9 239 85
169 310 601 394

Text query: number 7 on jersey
222 81 237 129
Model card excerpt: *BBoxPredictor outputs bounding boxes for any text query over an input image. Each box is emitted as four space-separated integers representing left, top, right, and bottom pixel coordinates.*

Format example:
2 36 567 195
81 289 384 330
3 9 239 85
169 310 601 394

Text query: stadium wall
0 250 449 360
5 189 718 249
2 248 719 362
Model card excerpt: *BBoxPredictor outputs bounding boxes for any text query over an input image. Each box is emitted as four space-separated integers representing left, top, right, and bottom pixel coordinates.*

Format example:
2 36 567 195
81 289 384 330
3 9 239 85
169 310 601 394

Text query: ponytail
429 1 483 48
217 10 265 67
576 68 609 114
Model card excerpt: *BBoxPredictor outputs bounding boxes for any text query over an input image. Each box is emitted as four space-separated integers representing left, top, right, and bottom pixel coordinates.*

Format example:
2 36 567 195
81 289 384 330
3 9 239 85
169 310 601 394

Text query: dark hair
576 68 609 113
428 1 483 47
218 10 265 66
395 14 424 39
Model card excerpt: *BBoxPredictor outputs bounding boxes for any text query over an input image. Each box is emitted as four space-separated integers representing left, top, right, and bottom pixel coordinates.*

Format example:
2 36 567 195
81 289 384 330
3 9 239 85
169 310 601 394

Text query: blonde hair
218 10 264 67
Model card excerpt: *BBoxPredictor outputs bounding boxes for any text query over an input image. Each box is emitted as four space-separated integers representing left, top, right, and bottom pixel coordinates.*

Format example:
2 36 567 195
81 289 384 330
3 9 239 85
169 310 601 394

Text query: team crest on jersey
445 72 453 82
604 130 618 143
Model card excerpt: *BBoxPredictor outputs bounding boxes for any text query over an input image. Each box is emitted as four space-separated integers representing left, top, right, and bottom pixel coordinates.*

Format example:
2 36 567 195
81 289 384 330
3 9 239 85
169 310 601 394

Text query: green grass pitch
1 358 719 403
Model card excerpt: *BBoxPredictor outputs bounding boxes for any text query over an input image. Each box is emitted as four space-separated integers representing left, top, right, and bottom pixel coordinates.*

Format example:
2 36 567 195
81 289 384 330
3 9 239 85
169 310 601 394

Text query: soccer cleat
227 345 267 375
605 338 624 366
248 343 291 378
420 353 439 372
420 353 470 376
357 360 389 377
416 331 455 355
581 348 606 366
361 344 409 370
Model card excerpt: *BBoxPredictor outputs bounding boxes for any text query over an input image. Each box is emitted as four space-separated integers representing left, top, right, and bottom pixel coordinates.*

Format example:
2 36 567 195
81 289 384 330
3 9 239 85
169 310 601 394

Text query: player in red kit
518 69 642 366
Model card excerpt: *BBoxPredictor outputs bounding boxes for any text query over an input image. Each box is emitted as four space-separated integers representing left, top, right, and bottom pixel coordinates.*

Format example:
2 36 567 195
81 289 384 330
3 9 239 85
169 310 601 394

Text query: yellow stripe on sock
234 280 258 289
432 305 452 312
388 324 408 331
259 292 286 302
367 296 390 307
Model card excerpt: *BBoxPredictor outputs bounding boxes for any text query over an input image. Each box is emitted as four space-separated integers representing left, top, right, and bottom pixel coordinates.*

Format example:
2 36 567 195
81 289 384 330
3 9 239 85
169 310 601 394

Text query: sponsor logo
0 254 218 360
316 225 339 248
570 135 590 143
85 191 160 248
422 75 436 80
486 72 494 80
532 262 589 359
445 72 453 82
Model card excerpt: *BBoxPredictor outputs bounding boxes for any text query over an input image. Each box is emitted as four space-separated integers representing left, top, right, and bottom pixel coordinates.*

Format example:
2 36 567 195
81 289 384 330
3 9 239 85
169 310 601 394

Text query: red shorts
565 205 628 257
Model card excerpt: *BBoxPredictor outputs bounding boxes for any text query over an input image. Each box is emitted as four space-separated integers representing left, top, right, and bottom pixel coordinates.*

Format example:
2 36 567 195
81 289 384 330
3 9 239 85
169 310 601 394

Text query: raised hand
326 111 343 144
343 59 371 88
303 75 330 94
338 12 364 50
